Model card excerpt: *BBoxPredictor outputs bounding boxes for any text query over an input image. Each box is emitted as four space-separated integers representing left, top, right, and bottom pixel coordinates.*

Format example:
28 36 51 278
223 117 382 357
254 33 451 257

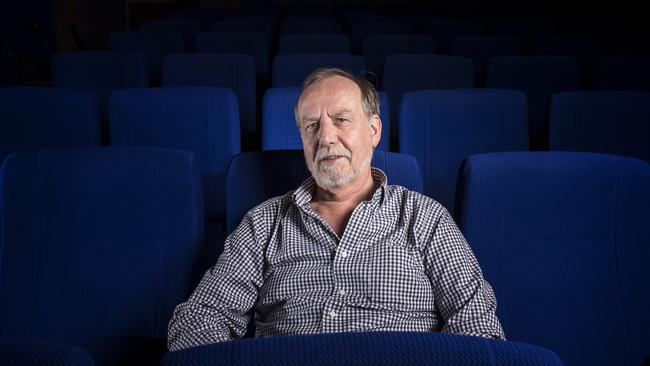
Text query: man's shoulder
246 191 296 218
384 184 451 222
385 184 447 210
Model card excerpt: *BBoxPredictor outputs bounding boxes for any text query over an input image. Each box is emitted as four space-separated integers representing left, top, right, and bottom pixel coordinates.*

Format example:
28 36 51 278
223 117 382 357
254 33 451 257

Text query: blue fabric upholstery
596 55 650 91
0 147 204 366
161 332 564 366
140 21 200 52
361 34 435 80
399 89 528 215
450 36 524 85
456 152 650 366
280 21 342 34
109 31 184 85
277 34 351 54
271 54 364 87
162 53 256 134
51 51 148 125
381 55 474 147
487 56 580 150
225 150 423 235
0 87 101 164
0 340 95 366
109 87 240 222
533 37 600 88
195 31 269 82
261 87 391 151
548 91 650 161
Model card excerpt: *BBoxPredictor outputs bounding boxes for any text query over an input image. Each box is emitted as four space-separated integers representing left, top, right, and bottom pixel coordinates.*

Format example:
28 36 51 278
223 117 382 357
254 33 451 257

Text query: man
168 68 504 351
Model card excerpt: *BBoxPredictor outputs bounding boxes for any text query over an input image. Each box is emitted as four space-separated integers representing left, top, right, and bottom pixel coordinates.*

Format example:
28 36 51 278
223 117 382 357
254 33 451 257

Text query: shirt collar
292 167 388 207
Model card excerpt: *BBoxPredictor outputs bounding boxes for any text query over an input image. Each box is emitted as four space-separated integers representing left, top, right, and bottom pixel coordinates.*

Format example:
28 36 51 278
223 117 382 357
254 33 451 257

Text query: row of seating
3 86 647 219
111 29 650 89
46 51 650 151
2 86 647 271
1 147 648 366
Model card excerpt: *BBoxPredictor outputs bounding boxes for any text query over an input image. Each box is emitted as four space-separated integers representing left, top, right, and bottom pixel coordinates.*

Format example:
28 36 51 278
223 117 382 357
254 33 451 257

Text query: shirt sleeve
167 213 265 351
423 209 505 340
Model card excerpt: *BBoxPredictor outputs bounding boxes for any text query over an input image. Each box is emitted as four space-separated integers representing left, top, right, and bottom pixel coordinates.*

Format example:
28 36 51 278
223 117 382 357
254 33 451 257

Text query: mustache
314 146 351 163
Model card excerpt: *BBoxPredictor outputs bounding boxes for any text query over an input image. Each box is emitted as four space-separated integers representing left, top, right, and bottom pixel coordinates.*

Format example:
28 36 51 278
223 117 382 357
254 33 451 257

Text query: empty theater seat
162 53 256 135
457 151 650 366
0 87 101 164
109 87 240 258
277 34 351 54
399 89 528 215
548 91 650 161
0 147 204 366
271 54 365 87
487 56 580 150
109 31 184 85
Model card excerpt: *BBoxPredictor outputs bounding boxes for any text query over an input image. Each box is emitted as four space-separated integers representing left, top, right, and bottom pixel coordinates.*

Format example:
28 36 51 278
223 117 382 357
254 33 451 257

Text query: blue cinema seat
109 87 240 258
487 56 580 150
210 21 276 44
422 20 483 54
195 31 269 83
0 147 205 366
450 36 523 85
0 87 101 164
381 55 475 148
0 340 95 366
271 54 365 87
161 331 564 366
162 53 256 136
548 91 650 162
261 87 391 151
457 152 650 366
225 150 423 234
277 34 351 54
350 21 414 52
51 51 148 135
361 34 435 80
399 89 528 216
109 31 184 85
140 20 200 51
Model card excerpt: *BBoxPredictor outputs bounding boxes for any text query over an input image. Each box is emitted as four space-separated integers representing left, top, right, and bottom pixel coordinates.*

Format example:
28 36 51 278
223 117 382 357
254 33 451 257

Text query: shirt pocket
361 243 433 310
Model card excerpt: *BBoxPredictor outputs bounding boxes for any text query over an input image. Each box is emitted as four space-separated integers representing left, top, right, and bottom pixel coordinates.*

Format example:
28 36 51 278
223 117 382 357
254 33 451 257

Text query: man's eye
305 122 319 131
336 118 347 123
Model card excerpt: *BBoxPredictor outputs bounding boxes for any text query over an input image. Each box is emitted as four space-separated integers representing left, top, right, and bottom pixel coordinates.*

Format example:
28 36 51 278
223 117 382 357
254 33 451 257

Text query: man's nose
317 119 338 145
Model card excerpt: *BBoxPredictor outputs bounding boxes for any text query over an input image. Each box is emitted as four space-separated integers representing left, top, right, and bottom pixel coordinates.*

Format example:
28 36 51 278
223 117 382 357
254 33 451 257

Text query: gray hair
294 68 380 124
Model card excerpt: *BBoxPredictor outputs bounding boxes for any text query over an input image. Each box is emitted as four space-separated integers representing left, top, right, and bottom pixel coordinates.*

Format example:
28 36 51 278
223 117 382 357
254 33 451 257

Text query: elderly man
168 68 504 351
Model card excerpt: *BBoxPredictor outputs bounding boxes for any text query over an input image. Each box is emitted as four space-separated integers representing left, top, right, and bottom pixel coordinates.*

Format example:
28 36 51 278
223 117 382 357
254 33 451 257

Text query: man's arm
168 214 265 351
423 210 505 340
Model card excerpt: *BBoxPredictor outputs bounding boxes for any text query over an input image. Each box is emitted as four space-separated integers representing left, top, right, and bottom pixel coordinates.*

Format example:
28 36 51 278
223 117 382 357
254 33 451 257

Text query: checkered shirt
168 168 505 351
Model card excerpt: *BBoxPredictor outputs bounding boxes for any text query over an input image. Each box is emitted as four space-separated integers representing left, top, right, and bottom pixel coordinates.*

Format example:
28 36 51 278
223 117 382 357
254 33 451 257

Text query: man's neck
312 171 376 206
309 171 377 237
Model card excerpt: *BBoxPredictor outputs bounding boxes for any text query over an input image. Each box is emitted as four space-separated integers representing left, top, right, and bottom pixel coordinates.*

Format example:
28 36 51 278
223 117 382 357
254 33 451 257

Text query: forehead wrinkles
298 77 363 119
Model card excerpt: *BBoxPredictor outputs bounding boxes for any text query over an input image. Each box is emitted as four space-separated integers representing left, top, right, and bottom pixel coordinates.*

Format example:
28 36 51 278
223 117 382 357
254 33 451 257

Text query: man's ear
370 114 382 148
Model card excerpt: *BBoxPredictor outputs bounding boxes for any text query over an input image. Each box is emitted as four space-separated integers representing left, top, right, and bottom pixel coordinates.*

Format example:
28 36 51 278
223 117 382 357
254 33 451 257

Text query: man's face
296 76 381 190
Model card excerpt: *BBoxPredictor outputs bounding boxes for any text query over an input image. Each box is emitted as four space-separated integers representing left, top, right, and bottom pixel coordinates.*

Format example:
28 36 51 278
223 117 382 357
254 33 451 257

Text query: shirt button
340 250 348 258
339 288 347 296
329 309 337 318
